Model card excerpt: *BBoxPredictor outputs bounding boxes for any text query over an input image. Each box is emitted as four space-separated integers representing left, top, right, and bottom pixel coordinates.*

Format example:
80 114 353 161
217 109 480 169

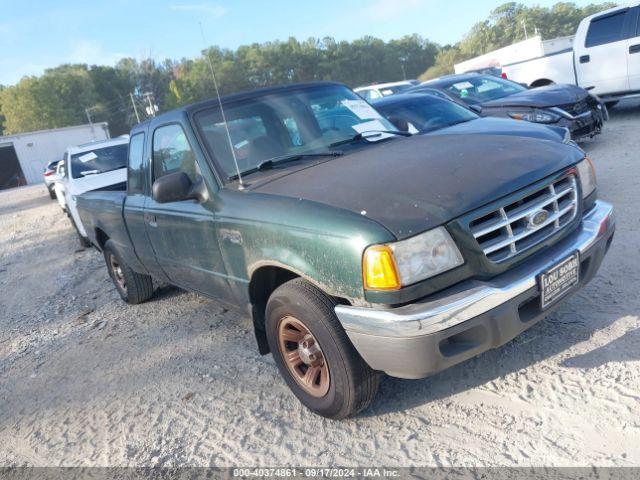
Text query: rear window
127 134 145 194
70 144 128 179
585 11 627 47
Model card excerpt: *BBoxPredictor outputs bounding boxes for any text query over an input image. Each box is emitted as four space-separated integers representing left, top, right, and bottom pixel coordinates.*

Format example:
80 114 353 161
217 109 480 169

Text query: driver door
144 122 233 302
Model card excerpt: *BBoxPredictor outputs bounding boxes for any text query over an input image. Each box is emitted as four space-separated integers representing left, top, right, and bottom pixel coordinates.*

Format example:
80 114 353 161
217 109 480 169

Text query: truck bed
75 190 130 253
502 49 575 87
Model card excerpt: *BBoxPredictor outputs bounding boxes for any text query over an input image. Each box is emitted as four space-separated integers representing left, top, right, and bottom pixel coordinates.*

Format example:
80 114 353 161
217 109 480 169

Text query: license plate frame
539 252 580 310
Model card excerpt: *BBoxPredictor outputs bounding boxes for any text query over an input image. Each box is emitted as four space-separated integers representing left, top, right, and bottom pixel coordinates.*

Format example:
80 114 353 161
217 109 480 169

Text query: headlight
576 157 597 199
508 109 560 124
363 227 464 290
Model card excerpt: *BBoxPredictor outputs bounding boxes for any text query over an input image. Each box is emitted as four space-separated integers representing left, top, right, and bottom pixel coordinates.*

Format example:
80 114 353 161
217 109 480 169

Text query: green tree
0 65 96 134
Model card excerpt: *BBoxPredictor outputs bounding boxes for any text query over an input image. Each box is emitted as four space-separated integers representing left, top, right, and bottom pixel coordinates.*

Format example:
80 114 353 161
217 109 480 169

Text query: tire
605 101 619 110
48 186 56 199
265 278 379 419
68 215 91 248
103 239 154 304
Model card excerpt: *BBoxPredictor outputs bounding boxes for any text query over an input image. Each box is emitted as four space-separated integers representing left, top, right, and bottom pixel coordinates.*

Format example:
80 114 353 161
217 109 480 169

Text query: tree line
0 2 613 137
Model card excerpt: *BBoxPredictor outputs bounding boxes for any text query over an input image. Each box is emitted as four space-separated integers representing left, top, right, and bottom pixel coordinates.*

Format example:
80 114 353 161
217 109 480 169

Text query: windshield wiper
228 151 344 181
329 130 411 148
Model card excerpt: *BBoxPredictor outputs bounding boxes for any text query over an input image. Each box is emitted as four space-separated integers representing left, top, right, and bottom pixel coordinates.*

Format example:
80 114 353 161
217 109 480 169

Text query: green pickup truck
76 82 615 419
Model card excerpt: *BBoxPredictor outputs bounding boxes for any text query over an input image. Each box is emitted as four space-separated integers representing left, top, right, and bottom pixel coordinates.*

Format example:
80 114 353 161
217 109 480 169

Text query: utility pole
129 92 141 123
85 107 97 140
399 56 408 80
522 19 528 40
143 92 159 118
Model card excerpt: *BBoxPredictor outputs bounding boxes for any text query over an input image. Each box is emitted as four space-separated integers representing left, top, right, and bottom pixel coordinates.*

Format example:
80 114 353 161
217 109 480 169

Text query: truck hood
250 134 583 239
481 84 589 109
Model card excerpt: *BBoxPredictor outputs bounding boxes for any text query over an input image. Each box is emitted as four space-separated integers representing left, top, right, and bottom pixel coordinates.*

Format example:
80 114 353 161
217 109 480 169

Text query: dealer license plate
539 252 580 309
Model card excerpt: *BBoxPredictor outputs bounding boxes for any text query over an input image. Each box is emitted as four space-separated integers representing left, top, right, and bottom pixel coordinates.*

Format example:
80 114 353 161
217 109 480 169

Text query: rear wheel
103 240 154 304
265 278 379 419
605 100 619 110
48 186 56 199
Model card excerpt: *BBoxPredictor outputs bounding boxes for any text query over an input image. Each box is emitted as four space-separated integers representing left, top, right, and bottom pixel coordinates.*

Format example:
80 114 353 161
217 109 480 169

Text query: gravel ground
1 101 639 468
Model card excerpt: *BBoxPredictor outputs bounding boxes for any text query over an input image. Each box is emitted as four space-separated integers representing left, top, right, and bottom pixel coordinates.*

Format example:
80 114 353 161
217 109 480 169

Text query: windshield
378 95 478 133
440 76 527 105
194 85 398 179
70 144 128 179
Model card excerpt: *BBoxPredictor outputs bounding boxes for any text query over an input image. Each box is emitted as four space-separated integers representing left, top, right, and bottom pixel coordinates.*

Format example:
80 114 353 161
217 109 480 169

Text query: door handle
579 55 590 63
144 213 157 227
630 44 640 54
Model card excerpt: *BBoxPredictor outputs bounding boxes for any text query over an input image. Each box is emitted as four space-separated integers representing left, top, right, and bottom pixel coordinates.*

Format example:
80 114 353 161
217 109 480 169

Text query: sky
0 0 597 85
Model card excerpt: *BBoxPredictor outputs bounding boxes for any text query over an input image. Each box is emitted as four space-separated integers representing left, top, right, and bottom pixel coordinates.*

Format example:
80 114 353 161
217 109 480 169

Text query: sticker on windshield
452 81 474 90
352 120 395 142
341 99 383 120
78 152 98 163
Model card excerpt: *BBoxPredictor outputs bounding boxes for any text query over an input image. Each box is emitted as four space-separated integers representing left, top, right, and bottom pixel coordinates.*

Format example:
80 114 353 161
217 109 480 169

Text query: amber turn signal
363 245 401 291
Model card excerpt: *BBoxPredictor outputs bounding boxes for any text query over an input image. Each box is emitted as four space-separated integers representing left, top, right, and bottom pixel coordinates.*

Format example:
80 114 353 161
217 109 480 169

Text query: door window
152 124 199 182
586 11 627 47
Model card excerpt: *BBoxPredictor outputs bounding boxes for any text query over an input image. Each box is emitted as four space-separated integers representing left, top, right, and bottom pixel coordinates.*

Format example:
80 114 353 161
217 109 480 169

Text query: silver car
43 159 62 199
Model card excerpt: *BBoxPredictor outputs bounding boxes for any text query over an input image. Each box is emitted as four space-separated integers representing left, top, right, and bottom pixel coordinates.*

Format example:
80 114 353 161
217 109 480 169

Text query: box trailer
0 122 110 189
454 36 575 75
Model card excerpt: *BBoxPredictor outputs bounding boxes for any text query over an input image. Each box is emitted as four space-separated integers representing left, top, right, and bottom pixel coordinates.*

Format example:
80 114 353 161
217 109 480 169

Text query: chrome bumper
335 200 615 378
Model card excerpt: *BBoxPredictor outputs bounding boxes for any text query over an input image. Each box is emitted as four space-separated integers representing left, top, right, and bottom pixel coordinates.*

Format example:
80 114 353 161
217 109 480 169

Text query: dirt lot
1 102 639 467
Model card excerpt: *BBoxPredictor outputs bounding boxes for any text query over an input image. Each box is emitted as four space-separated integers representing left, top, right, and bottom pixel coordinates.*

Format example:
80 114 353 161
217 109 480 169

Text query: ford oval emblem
527 209 550 229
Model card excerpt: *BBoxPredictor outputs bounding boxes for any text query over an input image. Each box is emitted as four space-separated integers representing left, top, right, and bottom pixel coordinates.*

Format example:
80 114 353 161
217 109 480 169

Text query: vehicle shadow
153 283 187 300
560 327 640 369
606 98 640 119
361 303 625 417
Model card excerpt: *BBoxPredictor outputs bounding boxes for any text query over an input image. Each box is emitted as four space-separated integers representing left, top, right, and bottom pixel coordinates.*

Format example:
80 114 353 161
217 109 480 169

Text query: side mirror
469 104 483 114
152 171 209 204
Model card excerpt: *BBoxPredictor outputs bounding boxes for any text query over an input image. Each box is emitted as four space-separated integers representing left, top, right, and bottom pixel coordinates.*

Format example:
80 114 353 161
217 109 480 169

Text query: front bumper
557 108 604 140
335 200 615 379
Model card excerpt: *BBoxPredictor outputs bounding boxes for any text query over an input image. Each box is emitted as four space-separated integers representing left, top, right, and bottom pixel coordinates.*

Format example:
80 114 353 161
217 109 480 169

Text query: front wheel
103 240 154 304
265 278 379 419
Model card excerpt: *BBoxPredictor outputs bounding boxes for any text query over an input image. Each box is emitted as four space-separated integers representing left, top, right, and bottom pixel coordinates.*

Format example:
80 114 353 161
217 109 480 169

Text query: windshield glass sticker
341 99 383 120
78 152 98 163
453 81 474 90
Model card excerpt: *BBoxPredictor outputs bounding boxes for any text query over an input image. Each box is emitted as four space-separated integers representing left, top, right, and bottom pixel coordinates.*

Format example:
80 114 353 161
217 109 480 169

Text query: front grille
469 175 579 262
560 100 589 117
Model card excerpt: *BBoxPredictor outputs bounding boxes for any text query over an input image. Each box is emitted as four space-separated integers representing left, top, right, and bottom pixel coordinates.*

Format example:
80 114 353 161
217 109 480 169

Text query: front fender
216 191 395 306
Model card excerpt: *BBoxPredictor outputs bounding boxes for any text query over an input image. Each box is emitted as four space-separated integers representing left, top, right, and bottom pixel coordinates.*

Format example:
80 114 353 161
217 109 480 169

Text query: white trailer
0 122 110 189
454 36 574 75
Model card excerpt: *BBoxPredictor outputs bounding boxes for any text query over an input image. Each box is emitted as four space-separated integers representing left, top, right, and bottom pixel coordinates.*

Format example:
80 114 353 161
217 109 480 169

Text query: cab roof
66 135 130 155
132 81 346 133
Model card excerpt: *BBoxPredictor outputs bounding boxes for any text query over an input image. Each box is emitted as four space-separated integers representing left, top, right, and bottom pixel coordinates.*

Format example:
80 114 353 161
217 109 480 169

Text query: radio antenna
199 22 244 189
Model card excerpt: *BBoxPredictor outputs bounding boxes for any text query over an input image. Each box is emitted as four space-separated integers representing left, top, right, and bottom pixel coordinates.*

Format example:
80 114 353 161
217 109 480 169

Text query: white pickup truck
456 3 640 106
58 137 129 247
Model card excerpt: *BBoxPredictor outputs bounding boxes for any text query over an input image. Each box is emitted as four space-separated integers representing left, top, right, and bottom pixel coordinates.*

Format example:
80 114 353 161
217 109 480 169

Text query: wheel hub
109 254 126 291
277 316 330 397
298 334 323 367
